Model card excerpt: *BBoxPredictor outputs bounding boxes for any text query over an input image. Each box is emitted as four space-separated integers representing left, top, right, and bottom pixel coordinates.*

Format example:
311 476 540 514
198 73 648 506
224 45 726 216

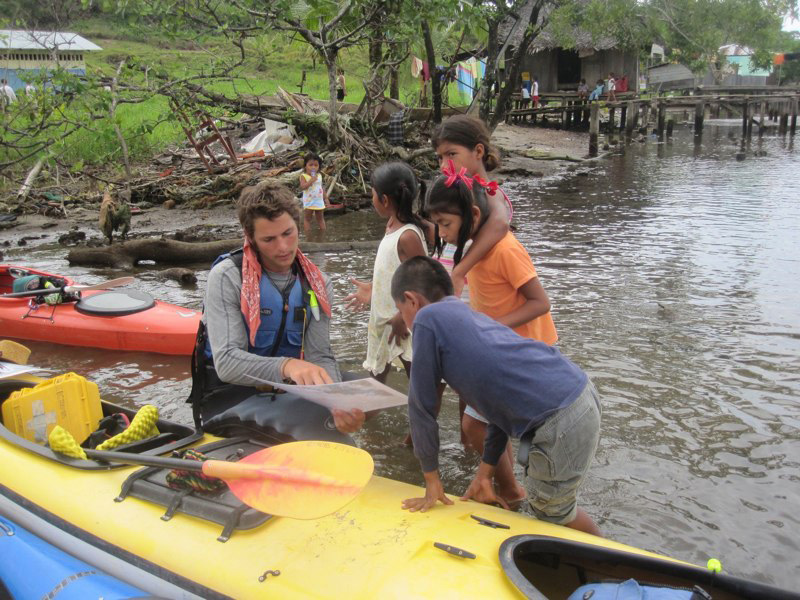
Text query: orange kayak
0 265 200 355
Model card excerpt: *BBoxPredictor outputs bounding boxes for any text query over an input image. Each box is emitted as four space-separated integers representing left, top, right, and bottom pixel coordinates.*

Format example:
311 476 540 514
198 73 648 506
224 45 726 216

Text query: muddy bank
1 124 601 253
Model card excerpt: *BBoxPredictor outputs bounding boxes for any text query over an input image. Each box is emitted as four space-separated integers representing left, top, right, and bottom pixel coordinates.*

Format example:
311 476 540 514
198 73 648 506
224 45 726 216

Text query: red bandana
240 238 331 346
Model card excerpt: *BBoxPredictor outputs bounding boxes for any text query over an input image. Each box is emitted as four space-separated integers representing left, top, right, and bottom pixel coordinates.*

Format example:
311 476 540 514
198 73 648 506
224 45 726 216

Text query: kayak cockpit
0 377 202 470
499 534 796 600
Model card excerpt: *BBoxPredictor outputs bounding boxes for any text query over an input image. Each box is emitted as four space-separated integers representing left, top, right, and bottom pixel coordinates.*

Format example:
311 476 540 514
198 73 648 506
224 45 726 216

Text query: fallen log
67 237 380 269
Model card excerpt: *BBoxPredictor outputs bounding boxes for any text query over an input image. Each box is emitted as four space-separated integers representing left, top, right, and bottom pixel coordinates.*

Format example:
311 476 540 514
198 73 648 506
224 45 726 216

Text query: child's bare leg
565 508 602 537
462 414 526 507
303 210 312 236
316 210 326 232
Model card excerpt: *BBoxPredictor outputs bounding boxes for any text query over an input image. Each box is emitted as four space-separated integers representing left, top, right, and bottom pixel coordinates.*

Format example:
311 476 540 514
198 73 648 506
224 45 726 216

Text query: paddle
81 440 374 520
2 277 135 299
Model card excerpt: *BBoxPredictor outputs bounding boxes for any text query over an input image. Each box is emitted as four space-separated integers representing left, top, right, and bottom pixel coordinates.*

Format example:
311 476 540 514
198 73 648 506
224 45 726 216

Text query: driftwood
67 237 380 269
158 267 198 285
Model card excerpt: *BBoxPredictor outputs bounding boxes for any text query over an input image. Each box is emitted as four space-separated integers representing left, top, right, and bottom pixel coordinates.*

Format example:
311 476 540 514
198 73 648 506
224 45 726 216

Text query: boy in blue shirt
393 256 602 536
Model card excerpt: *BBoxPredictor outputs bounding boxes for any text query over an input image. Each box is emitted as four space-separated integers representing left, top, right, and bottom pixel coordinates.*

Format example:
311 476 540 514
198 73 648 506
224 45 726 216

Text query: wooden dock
506 88 800 157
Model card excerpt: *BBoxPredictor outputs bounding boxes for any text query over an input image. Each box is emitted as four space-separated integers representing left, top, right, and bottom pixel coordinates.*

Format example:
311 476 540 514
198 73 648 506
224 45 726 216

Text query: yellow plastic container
2 373 102 444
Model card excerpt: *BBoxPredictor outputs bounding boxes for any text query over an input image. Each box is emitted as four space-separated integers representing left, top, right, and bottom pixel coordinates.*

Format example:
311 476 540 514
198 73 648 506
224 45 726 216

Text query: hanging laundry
411 57 424 79
455 62 475 99
422 61 430 82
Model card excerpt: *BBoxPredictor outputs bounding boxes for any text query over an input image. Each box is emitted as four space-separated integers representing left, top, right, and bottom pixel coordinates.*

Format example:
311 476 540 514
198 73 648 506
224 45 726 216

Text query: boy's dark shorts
524 381 601 525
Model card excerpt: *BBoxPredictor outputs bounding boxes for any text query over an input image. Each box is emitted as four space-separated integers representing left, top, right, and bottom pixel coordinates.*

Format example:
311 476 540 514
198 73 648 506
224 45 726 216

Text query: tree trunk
422 21 441 124
324 51 340 144
369 39 383 68
479 20 500 121
67 238 380 269
390 69 399 100
489 2 544 130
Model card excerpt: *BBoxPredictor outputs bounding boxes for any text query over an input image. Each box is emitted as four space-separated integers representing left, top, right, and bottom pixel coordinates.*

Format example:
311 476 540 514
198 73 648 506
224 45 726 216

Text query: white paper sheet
0 363 40 380
246 375 408 412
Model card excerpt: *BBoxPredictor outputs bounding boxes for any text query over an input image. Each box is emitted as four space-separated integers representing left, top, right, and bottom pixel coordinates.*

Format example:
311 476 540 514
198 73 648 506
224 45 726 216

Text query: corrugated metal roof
0 30 102 51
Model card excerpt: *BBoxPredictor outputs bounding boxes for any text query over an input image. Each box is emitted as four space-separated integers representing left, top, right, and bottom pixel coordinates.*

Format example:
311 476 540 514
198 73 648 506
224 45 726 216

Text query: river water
9 121 800 590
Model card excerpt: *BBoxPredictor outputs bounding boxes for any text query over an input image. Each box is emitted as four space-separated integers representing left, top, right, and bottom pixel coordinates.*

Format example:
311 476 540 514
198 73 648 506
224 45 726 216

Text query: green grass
2 17 474 180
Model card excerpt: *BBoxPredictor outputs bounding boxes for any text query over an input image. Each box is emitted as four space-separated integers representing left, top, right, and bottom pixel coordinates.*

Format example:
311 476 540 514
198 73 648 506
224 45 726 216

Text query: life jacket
188 249 312 428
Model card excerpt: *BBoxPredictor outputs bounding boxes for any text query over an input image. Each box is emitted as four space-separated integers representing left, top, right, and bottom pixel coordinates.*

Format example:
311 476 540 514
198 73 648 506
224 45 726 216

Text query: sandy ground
0 124 596 251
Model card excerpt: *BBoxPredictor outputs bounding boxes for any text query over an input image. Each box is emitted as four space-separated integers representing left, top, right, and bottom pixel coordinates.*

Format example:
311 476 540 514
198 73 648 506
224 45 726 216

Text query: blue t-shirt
409 297 589 471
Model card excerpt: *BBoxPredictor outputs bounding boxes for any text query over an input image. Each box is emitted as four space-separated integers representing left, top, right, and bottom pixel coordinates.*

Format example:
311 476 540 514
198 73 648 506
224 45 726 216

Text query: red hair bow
441 159 473 189
472 174 499 194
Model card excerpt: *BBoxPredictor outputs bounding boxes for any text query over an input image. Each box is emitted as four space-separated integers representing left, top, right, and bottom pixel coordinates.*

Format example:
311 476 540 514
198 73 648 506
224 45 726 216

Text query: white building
0 30 102 91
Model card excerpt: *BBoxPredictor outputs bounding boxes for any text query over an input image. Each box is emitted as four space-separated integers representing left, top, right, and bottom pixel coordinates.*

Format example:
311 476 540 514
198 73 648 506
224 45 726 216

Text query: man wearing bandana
190 180 365 437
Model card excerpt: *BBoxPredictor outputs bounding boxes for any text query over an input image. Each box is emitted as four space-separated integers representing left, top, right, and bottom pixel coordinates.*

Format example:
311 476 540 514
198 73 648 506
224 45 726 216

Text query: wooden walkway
506 89 800 157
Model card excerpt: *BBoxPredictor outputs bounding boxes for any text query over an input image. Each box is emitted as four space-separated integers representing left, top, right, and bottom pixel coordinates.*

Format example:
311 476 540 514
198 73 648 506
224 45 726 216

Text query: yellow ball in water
707 558 722 573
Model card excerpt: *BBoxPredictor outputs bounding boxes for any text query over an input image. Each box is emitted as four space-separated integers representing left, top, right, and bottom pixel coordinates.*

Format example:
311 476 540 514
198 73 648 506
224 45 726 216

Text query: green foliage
645 0 793 76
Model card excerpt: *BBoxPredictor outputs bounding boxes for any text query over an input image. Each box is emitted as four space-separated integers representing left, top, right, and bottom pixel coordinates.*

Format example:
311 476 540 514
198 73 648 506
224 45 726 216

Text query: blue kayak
0 516 148 600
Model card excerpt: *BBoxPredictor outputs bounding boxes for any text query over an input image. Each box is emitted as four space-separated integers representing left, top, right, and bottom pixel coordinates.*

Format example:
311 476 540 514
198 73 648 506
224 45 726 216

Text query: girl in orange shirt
426 160 557 509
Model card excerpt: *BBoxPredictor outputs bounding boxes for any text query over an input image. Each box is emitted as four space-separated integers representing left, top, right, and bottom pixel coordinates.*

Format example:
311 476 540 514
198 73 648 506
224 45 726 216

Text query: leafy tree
646 0 796 83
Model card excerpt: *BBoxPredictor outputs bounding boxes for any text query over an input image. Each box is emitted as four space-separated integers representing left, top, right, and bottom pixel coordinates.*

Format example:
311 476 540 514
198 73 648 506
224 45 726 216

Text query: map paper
0 363 40 380
246 375 408 412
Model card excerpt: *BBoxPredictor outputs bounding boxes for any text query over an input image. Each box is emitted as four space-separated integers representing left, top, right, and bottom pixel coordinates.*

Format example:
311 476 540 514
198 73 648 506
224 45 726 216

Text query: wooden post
759 100 766 138
666 118 674 138
657 101 666 140
561 97 567 130
608 106 616 142
625 100 636 137
641 102 650 130
791 96 798 136
746 101 754 141
694 100 705 135
741 100 749 138
779 100 789 135
620 104 628 133
589 103 599 157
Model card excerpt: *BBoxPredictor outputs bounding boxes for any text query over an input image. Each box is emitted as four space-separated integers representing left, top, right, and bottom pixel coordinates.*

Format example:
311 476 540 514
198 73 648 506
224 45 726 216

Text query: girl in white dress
299 153 329 236
345 162 428 382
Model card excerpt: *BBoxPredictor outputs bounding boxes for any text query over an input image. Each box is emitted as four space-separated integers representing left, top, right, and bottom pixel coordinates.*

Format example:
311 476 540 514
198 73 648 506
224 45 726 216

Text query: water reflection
4 123 799 590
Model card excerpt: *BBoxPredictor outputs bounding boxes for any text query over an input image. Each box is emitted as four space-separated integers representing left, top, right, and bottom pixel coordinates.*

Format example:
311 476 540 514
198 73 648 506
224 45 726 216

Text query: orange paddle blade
202 441 374 519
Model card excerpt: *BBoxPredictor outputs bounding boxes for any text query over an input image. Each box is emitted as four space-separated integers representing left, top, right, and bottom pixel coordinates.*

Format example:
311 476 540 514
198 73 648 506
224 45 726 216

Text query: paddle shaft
2 277 135 298
84 447 345 487
85 448 204 471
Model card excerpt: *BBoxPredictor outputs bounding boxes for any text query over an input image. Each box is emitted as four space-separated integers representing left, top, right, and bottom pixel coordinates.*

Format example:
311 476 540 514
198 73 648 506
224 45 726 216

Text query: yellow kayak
0 373 794 599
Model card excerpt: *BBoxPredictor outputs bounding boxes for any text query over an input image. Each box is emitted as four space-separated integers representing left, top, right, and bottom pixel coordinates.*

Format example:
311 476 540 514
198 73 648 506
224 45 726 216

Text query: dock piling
657 102 666 140
589 104 599 157
694 101 705 135
625 101 635 137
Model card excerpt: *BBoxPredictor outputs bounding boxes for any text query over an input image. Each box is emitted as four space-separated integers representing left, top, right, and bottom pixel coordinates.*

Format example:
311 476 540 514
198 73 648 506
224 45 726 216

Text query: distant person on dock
394 256 602 537
532 75 540 108
429 114 523 508
606 73 617 102
336 68 347 101
520 81 531 108
299 152 330 237
189 180 364 438
345 162 429 386
577 79 589 100
588 79 604 101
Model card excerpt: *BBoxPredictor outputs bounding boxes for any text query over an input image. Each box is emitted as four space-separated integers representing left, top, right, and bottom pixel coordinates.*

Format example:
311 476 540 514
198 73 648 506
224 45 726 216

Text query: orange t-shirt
468 232 558 345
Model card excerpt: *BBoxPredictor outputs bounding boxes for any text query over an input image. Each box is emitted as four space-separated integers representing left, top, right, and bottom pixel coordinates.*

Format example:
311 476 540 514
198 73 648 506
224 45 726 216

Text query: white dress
363 223 426 375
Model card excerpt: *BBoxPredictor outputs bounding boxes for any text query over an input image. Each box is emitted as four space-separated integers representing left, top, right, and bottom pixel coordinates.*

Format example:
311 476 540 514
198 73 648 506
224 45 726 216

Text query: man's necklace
264 270 295 312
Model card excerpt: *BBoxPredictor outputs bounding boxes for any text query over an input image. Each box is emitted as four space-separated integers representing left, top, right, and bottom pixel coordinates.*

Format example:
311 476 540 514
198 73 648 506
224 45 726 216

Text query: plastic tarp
242 118 304 155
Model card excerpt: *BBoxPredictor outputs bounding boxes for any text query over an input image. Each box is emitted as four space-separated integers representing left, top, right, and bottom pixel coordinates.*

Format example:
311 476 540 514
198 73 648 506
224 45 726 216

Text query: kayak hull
0 515 147 600
0 374 795 600
0 265 200 355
